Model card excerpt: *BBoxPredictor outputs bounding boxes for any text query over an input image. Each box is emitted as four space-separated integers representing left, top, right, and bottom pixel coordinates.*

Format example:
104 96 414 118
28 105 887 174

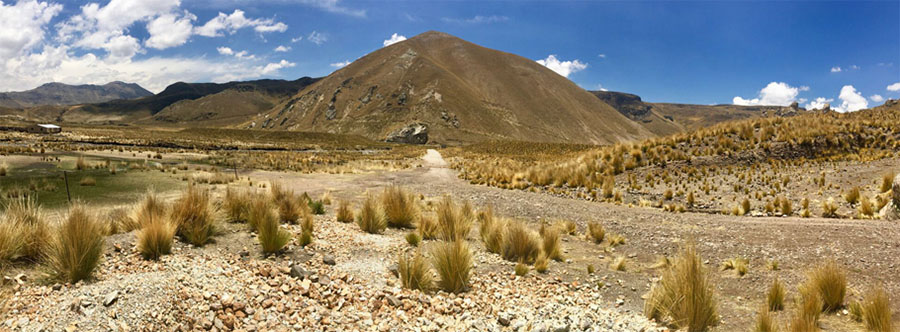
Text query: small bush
308 200 325 215
607 233 626 247
436 196 472 241
137 217 176 260
336 200 354 223
845 187 860 205
534 254 549 273
432 240 472 294
127 190 167 232
587 222 605 243
587 264 595 274
767 277 785 311
0 221 25 265
382 186 418 228
780 199 792 216
861 286 893 332
790 284 822 332
541 226 563 261
611 256 627 271
170 185 217 246
406 232 421 247
501 220 540 264
3 197 49 262
252 198 291 254
858 196 875 218
807 260 846 313
356 194 386 234
418 216 439 240
46 204 105 283
479 210 505 254
277 194 304 224
223 188 252 223
880 173 894 193
721 258 749 276
821 198 839 218
515 261 529 276
644 242 718 331
755 306 777 332
79 176 96 186
399 252 433 292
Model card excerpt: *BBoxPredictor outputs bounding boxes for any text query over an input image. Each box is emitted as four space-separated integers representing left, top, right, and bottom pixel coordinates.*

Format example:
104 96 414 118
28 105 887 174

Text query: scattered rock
102 291 119 307
322 255 336 266
385 123 428 144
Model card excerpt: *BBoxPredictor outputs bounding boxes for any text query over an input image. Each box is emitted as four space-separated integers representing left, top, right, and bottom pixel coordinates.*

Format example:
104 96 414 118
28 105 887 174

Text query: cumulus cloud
261 59 295 74
290 36 303 43
888 82 900 92
383 33 407 47
536 55 587 78
194 9 287 37
274 45 290 52
834 85 868 113
805 97 833 110
441 15 509 24
330 60 351 68
870 94 884 103
732 82 803 106
0 0 62 59
307 31 327 45
830 66 841 73
217 46 254 60
145 11 196 49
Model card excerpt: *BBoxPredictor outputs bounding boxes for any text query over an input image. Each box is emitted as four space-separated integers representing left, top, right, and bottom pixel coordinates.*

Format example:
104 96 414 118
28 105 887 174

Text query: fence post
63 170 71 203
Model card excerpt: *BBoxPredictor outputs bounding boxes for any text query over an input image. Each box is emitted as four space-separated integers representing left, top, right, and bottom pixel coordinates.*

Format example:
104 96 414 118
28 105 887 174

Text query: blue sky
1 0 898 111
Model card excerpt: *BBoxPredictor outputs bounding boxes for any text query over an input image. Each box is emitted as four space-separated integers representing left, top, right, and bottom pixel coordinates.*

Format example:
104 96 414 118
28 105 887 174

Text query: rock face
385 123 428 144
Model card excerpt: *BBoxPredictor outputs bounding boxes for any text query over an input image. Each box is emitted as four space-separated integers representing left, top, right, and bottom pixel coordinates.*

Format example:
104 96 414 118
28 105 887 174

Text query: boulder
385 123 428 144
880 174 900 220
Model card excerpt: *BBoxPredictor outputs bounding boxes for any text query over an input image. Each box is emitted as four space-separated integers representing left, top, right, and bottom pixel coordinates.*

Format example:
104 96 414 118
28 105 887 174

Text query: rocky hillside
250 31 653 145
0 82 152 108
592 90 810 134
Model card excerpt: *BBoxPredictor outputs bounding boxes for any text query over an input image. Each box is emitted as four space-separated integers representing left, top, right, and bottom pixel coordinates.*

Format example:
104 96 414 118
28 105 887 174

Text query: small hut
26 124 61 134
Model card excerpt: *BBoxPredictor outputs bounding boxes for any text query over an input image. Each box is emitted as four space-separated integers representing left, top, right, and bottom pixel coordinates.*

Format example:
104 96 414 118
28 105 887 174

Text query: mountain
0 82 152 108
591 90 809 135
248 31 653 145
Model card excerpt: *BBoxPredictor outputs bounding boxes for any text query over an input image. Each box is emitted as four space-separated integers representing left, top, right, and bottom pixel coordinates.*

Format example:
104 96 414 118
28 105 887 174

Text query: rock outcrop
385 123 428 144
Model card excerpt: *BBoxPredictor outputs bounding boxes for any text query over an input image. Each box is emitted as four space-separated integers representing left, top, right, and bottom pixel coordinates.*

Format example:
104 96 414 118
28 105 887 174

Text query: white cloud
870 94 884 103
383 33 407 47
0 0 62 59
290 36 303 43
597 54 606 58
805 97 833 110
799 86 810 91
849 65 860 70
261 59 295 74
217 46 254 60
536 55 587 78
194 9 287 37
56 0 182 58
274 45 290 52
441 15 509 24
307 30 327 45
834 85 868 113
888 82 900 92
330 60 351 68
145 11 196 49
216 46 233 55
830 66 841 73
596 84 608 92
295 0 365 18
732 82 803 106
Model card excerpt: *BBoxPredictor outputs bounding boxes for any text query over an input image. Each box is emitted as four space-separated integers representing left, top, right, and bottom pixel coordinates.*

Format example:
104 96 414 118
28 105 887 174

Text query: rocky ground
3 149 898 331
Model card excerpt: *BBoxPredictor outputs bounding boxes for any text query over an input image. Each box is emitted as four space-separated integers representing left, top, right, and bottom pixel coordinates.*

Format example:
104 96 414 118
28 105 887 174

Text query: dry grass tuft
127 190 167 232
768 277 785 311
336 200 354 223
807 260 846 313
860 286 893 332
844 186 861 205
789 284 822 332
821 198 839 218
276 193 304 224
2 197 49 262
223 188 252 223
534 254 549 273
644 242 718 331
720 257 749 276
417 216 439 240
611 256 627 271
880 173 895 193
515 261 529 276
587 221 605 243
0 222 25 265
436 196 472 241
137 216 176 260
501 220 541 264
607 233 626 247
405 232 421 247
398 252 433 292
171 185 217 246
46 204 105 283
79 176 96 186
251 198 291 254
432 240 472 294
356 193 386 234
382 186 418 228
541 225 563 261
755 306 778 332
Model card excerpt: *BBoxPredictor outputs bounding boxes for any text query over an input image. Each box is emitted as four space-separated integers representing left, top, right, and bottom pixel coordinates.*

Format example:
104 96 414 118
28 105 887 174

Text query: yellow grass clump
356 193 386 234
46 204 105 283
432 240 472 294
644 242 718 332
170 185 217 246
382 185 418 228
398 252 433 292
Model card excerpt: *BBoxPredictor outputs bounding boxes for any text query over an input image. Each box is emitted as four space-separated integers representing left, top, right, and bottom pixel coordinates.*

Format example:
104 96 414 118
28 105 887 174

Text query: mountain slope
250 31 653 145
0 82 152 108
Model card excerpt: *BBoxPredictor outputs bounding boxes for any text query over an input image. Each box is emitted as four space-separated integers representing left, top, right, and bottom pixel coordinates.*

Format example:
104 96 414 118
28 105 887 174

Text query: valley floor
3 150 898 331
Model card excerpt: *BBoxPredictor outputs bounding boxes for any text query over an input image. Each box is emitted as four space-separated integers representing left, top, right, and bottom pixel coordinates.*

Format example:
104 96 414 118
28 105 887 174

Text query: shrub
3 197 49 262
501 220 540 264
849 301 863 322
515 261 529 276
742 198 751 215
128 190 167 232
298 229 313 247
432 240 472 294
587 222 605 244
767 277 785 311
807 260 846 313
336 200 354 223
845 187 860 205
382 186 417 228
0 221 25 265
558 220 577 235
587 264 595 274
223 188 252 223
721 258 749 277
418 216 439 240
541 225 563 261
858 196 875 218
79 176 96 186
137 217 176 260
170 185 217 246
436 196 472 241
880 173 894 193
308 200 325 215
277 194 304 224
356 194 386 234
252 198 290 254
398 252 433 292
861 286 893 332
789 284 822 332
611 256 627 271
821 198 839 218
644 242 718 331
755 306 777 332
534 254 549 273
608 233 626 247
46 204 105 283
406 232 421 247
299 203 314 247
780 199 792 216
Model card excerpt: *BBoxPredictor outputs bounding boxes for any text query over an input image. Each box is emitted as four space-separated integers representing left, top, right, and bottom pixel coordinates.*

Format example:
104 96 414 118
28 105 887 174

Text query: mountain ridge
0 81 153 108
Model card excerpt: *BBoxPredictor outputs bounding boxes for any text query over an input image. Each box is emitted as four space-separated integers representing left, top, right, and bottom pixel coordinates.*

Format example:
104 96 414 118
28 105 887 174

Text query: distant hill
0 82 152 108
249 31 653 145
591 90 809 135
